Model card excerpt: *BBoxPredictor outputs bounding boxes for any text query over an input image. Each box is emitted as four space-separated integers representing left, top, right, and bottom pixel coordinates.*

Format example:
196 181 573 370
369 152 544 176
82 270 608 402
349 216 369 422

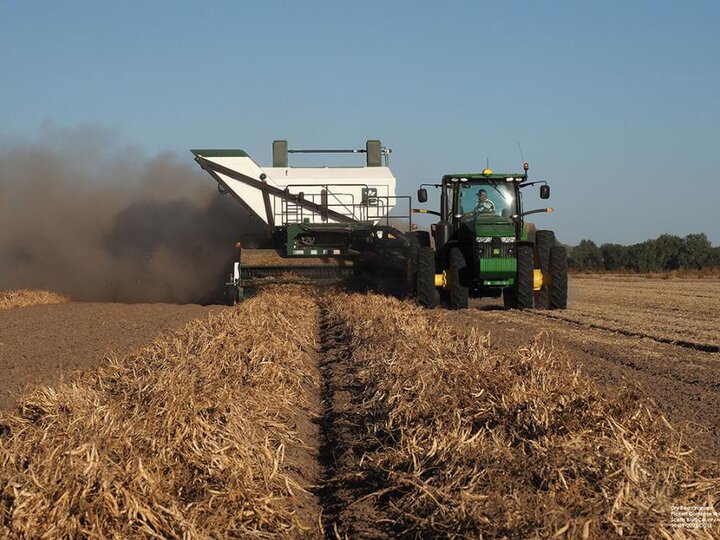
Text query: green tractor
413 163 568 310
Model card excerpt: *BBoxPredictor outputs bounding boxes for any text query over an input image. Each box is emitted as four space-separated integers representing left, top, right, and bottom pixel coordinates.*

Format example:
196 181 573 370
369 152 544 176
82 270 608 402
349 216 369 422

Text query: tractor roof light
482 168 493 176
505 177 514 182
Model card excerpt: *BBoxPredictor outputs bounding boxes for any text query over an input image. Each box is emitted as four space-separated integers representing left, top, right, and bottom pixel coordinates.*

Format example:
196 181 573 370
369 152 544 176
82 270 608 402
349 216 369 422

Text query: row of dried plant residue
0 286 321 538
322 292 719 539
0 289 68 310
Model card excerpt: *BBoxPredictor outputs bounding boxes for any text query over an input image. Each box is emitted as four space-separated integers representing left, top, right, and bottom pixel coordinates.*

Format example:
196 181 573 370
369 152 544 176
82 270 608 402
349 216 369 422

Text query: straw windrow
0 286 322 538
0 289 69 310
321 292 719 538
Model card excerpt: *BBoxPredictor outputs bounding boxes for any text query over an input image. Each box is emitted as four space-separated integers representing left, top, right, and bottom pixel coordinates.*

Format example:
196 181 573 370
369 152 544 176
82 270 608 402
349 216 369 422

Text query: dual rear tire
531 230 568 310
549 245 568 309
534 230 555 309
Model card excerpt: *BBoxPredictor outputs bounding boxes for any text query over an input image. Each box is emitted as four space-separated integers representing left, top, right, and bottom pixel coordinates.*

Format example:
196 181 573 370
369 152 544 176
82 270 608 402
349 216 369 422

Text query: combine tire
505 245 534 309
225 284 240 306
549 245 568 309
534 230 555 309
415 246 438 307
448 247 469 309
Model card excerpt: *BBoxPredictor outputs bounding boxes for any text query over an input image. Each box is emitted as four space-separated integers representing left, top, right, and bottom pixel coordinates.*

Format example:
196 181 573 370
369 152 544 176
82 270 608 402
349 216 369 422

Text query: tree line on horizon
566 233 719 272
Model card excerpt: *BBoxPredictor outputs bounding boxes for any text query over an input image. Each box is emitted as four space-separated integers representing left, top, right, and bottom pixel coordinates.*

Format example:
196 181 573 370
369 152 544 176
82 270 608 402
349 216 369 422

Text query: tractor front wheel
504 245 534 309
448 248 469 309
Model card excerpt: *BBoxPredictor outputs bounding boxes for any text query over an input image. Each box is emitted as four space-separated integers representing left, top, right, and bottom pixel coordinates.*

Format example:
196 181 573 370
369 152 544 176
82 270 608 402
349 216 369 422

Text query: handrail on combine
273 185 413 230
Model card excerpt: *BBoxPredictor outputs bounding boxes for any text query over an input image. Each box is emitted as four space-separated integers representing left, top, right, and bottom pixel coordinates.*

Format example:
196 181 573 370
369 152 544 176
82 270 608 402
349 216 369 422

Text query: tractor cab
450 172 524 236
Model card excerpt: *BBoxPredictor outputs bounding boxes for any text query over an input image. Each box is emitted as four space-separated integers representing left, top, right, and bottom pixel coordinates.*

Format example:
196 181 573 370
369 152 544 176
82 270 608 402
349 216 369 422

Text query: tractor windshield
458 182 516 219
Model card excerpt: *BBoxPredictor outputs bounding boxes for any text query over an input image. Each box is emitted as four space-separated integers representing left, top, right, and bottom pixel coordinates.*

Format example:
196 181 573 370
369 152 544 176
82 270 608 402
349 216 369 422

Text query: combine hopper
192 140 436 305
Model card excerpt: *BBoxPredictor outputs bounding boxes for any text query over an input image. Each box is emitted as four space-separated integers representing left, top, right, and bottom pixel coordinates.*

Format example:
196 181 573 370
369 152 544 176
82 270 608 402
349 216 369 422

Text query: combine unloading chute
192 140 434 304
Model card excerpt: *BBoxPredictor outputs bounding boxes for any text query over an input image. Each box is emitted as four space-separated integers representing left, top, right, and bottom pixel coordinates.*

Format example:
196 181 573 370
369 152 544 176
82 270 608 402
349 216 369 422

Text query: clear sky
1 1 718 245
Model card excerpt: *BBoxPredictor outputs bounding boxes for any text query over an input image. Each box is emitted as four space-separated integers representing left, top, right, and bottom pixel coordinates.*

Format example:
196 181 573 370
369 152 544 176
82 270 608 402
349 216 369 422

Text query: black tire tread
416 246 437 307
449 248 469 310
549 245 568 309
516 245 534 309
534 230 555 309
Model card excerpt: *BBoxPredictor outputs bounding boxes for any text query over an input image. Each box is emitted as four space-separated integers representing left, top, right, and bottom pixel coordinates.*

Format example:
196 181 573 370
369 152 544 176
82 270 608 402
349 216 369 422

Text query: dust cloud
0 126 268 303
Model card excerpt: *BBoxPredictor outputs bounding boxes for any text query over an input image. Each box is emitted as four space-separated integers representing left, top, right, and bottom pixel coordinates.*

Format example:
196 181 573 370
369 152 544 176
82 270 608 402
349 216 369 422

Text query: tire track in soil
314 298 393 540
526 309 720 353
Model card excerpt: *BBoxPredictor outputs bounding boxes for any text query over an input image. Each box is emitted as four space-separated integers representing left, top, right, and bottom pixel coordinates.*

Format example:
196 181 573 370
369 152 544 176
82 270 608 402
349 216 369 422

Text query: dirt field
557 274 720 349
1 277 719 538
441 275 720 462
0 302 216 409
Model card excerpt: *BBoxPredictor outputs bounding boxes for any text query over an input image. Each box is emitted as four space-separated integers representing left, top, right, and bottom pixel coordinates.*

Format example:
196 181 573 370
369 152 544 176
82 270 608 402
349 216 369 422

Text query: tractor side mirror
540 185 550 199
417 188 428 203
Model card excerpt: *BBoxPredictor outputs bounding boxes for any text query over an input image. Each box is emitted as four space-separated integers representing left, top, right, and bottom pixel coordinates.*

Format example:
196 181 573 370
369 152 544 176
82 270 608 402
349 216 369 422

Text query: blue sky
2 1 718 245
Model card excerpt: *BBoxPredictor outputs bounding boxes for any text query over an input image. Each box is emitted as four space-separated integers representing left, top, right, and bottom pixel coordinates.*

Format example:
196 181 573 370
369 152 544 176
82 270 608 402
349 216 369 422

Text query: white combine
192 140 435 305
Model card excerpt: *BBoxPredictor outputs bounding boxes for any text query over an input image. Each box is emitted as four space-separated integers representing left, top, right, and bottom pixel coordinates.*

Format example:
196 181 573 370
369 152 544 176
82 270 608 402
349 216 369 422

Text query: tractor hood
472 216 515 238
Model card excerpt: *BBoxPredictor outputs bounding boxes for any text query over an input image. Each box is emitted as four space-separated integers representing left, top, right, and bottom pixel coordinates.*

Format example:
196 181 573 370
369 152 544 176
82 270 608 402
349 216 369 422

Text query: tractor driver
471 188 496 215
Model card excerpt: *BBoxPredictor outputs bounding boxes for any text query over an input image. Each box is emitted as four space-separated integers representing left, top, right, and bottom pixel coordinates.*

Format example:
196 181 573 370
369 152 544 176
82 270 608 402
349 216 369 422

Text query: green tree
712 247 720 267
571 239 602 270
569 234 719 272
629 241 656 272
653 234 683 270
680 233 713 269
600 243 630 271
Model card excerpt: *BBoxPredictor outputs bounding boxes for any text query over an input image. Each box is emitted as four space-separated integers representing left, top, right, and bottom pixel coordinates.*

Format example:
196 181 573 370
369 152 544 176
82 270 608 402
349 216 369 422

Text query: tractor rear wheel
549 245 568 309
415 246 437 307
534 230 555 309
448 247 469 309
505 245 534 309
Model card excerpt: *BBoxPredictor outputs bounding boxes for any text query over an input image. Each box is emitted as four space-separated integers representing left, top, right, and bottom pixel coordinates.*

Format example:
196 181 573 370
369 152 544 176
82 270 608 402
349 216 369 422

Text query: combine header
192 140 435 305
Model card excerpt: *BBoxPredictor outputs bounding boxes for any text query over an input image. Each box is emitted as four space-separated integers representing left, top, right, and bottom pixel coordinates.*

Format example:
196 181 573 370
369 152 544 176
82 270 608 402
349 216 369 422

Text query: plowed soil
0 302 216 409
440 275 720 461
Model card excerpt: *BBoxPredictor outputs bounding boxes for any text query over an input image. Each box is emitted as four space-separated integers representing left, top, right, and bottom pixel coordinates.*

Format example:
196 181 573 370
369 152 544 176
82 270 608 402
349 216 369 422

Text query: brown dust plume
0 127 268 303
